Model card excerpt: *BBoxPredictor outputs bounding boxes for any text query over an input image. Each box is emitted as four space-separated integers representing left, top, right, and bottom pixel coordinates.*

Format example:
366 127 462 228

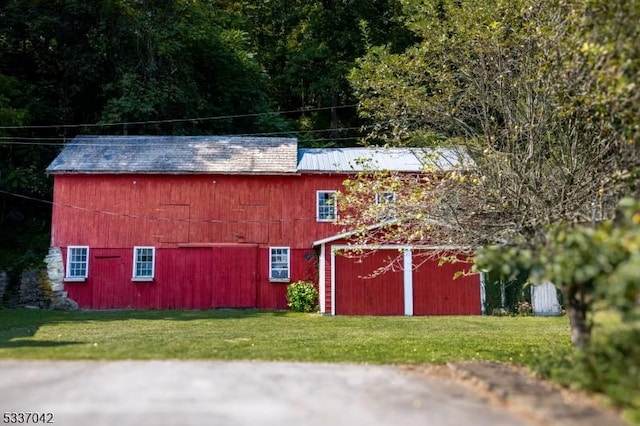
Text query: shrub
286 281 318 313
532 323 640 424
516 301 532 316
574 327 640 423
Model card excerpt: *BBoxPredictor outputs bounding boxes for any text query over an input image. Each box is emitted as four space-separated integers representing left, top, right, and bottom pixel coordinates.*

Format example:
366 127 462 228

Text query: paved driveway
0 361 535 426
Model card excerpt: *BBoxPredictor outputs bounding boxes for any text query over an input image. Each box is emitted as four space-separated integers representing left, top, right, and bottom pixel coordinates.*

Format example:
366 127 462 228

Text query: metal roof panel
296 147 470 172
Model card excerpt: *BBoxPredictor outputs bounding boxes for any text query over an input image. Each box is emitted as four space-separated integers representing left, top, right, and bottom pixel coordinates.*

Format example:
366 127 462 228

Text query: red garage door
412 258 481 315
334 250 404 315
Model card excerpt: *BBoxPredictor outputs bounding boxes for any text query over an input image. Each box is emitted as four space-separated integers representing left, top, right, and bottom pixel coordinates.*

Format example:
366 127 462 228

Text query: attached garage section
316 240 482 316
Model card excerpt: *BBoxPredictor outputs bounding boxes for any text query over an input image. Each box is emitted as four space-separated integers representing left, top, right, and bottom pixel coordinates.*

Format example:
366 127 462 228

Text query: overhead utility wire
0 189 320 224
0 104 358 130
0 125 370 146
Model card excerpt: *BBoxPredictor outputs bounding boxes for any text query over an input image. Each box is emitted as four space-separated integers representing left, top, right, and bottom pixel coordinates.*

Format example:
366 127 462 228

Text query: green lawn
0 309 571 365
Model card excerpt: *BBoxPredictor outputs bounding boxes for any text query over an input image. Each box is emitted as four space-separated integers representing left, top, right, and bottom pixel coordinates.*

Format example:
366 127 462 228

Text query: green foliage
286 280 318 313
480 198 640 318
482 270 532 316
242 0 414 144
350 0 640 243
97 1 278 134
475 198 640 348
532 315 640 424
576 328 640 422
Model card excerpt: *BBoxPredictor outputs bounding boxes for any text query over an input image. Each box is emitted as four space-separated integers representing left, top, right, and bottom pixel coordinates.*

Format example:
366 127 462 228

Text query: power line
0 125 369 146
0 104 358 130
0 189 326 225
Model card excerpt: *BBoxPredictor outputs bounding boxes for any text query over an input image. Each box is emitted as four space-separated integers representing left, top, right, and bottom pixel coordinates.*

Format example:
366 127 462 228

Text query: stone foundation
45 247 66 298
45 247 79 310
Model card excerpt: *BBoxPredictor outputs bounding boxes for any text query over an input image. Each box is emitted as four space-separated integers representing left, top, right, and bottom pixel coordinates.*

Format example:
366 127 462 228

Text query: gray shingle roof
296 147 470 172
46 135 299 174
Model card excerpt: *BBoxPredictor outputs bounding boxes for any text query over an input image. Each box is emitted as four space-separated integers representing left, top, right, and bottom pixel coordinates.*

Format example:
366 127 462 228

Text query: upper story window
317 190 337 222
375 191 397 220
66 246 89 281
375 192 396 205
269 247 290 282
133 246 155 281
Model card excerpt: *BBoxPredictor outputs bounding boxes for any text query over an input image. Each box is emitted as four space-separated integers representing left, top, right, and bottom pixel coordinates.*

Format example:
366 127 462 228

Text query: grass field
0 309 571 365
4 308 639 422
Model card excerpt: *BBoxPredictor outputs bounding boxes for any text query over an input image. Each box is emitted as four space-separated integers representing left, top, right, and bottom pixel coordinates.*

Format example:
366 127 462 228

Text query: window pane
270 248 289 280
134 248 154 278
317 192 336 220
68 247 88 278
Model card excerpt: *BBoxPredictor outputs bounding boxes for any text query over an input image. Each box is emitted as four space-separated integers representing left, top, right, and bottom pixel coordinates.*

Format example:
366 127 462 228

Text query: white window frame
316 190 338 222
65 246 89 281
132 246 155 282
269 247 290 282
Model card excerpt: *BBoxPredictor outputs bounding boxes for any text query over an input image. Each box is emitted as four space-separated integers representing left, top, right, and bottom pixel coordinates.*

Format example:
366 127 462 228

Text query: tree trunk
564 283 592 350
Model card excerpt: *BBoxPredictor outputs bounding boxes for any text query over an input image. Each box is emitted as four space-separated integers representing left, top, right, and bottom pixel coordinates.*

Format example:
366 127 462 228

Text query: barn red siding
53 172 481 314
51 173 338 310
62 246 316 310
412 257 481 315
334 251 404 315
51 174 347 250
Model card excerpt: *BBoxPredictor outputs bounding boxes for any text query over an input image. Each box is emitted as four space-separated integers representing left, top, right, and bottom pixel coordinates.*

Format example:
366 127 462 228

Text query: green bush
286 281 318 313
532 323 640 424
575 327 640 424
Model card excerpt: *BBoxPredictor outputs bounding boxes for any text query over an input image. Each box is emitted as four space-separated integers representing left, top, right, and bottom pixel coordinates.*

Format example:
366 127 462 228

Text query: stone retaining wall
19 270 52 308
0 248 78 310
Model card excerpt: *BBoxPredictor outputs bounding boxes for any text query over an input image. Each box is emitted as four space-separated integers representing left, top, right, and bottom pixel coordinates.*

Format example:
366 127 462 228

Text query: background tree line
0 0 412 271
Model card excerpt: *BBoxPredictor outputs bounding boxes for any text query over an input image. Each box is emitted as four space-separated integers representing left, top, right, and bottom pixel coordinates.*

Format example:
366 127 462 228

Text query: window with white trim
316 190 337 222
133 246 155 281
66 246 89 280
269 247 290 281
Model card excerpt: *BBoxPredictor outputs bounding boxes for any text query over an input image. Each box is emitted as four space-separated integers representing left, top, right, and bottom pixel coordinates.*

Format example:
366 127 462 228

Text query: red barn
46 135 481 314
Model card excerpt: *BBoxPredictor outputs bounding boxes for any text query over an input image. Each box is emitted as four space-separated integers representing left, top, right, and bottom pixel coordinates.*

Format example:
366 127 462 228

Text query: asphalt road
0 360 536 426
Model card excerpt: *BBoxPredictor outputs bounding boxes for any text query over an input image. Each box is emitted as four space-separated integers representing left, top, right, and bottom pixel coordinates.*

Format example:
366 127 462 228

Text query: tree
98 0 285 134
0 0 294 272
0 0 289 134
347 0 640 347
475 198 640 349
0 73 52 272
241 0 415 144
